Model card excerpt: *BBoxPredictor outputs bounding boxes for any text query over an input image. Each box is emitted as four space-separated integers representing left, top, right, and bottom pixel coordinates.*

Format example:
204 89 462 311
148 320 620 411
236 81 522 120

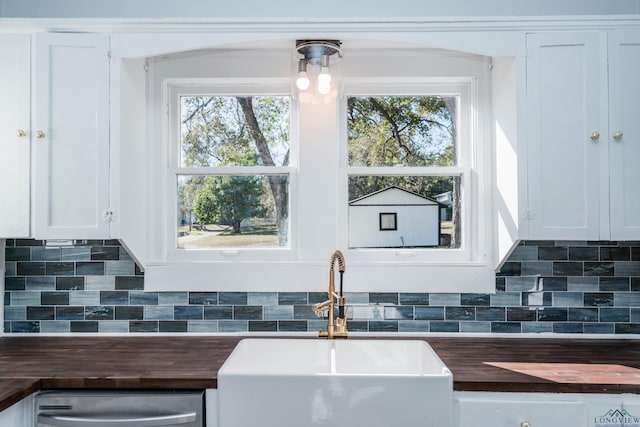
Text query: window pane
348 175 461 249
177 175 289 249
181 96 290 167
347 96 457 167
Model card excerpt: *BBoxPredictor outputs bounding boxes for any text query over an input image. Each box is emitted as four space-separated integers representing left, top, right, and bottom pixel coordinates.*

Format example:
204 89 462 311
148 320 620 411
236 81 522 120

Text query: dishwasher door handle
37 411 197 427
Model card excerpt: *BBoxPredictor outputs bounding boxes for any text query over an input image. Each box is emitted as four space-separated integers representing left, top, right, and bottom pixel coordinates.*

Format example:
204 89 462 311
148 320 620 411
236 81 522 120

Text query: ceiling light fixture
295 40 342 95
296 59 310 91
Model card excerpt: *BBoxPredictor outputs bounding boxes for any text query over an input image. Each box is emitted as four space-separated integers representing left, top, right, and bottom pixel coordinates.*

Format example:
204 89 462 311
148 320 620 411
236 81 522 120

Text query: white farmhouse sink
217 339 452 427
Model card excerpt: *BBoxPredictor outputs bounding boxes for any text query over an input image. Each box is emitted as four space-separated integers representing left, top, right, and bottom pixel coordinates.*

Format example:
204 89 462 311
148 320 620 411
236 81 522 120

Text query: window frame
164 78 298 262
338 78 478 263
379 212 398 231
146 52 495 293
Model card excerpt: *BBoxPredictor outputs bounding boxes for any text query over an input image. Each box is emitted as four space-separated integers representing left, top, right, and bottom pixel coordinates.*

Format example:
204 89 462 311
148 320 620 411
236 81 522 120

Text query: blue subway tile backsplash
3 239 640 334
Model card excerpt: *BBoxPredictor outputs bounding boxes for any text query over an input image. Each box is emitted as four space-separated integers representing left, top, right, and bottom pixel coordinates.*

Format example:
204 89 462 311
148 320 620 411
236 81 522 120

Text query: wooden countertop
426 336 640 394
0 336 241 411
1 336 640 411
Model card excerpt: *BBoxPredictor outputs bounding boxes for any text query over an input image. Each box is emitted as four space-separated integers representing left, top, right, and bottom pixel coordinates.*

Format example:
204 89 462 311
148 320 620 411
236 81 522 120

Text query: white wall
493 57 520 267
1 0 638 18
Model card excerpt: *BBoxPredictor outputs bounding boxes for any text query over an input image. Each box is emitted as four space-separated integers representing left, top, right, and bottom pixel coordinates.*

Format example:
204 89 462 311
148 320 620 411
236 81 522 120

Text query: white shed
348 186 442 248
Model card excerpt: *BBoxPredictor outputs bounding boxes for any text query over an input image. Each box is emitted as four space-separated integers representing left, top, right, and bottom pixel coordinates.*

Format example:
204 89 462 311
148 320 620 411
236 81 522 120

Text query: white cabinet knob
36 130 46 139
613 131 623 140
17 129 27 137
103 210 115 223
590 131 600 141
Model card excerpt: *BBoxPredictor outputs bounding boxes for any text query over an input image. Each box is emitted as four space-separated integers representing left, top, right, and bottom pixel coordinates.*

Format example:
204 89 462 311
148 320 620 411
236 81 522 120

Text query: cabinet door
456 395 587 427
0 394 34 427
525 32 608 240
621 397 640 426
0 34 31 238
608 30 640 240
33 33 111 239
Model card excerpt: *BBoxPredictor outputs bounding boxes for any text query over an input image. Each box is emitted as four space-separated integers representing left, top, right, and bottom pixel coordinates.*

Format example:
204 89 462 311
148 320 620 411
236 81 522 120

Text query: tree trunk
443 97 461 249
237 97 289 246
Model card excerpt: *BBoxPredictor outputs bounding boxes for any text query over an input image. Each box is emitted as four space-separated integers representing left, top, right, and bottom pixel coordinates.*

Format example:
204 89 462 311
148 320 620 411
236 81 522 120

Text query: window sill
143 260 496 293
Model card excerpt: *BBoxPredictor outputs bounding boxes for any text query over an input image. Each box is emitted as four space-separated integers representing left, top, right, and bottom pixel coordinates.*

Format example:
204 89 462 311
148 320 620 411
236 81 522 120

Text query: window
379 213 397 231
339 82 474 263
167 80 295 261
149 48 494 292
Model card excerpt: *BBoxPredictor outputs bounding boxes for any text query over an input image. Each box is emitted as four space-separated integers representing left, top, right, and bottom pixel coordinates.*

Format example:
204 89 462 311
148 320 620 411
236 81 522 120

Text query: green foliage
192 175 268 233
181 96 290 167
181 97 252 167
348 175 453 202
179 93 459 246
179 96 290 241
348 96 455 166
347 95 457 200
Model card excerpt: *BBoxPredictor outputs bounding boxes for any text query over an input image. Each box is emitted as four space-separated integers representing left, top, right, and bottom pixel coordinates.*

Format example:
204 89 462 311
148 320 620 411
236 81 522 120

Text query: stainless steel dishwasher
35 390 204 427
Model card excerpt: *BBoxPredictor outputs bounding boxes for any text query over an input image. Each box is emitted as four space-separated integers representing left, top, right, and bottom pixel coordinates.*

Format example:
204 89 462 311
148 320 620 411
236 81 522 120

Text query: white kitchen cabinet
524 30 640 241
0 394 34 427
206 389 218 427
0 34 31 238
455 392 633 427
608 30 640 240
621 397 640 425
524 32 607 240
32 33 112 240
456 393 587 427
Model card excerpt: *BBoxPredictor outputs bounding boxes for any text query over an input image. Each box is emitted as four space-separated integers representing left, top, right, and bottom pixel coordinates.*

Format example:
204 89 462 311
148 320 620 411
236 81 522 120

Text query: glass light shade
317 81 331 95
296 72 310 90
317 65 332 94
318 66 331 85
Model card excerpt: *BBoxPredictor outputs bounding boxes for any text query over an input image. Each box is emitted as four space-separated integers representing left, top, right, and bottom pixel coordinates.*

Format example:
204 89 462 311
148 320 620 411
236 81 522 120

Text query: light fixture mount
295 39 342 62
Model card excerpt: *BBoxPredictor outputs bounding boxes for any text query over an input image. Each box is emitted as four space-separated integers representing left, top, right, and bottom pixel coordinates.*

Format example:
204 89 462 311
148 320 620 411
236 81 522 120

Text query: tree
347 95 461 248
180 95 290 245
178 175 205 232
237 97 289 245
181 93 460 248
192 175 267 234
348 96 454 168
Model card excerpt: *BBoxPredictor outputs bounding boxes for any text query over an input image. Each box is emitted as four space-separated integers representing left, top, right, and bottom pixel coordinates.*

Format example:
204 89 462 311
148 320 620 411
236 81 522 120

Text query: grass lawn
178 223 229 235
178 224 279 248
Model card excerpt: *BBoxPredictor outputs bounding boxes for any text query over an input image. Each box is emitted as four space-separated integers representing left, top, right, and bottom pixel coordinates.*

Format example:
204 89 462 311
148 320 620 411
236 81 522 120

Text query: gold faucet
311 250 348 339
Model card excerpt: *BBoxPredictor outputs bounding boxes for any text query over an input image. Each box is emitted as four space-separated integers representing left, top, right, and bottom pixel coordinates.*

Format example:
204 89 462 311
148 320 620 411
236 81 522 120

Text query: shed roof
349 185 442 206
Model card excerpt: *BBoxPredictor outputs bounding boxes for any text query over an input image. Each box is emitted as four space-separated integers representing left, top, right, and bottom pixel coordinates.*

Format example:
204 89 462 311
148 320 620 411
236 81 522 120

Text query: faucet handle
335 316 348 336
311 300 331 316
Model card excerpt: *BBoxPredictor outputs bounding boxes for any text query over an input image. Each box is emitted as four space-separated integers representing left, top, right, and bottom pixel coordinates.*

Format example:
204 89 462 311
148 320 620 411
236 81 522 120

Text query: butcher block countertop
1 336 640 411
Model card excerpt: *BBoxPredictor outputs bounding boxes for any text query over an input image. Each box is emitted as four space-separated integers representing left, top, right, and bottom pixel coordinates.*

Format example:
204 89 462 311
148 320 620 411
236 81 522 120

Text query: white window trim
143 53 495 293
164 78 298 262
338 79 480 264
